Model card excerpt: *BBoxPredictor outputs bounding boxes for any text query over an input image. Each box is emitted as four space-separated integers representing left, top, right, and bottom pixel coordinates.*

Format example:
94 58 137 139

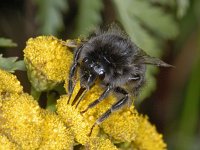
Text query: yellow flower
0 69 23 99
84 137 118 150
132 115 167 150
39 109 74 150
24 36 73 91
0 93 43 149
102 106 139 142
0 134 20 150
0 68 74 149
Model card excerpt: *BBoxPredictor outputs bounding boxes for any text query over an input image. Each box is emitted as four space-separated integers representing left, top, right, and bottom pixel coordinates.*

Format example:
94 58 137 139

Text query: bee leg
67 45 83 104
81 85 113 114
74 73 97 108
89 87 129 136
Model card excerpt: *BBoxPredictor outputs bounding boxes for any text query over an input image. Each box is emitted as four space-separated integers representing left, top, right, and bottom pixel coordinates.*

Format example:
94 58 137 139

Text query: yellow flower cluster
0 36 167 150
0 69 74 150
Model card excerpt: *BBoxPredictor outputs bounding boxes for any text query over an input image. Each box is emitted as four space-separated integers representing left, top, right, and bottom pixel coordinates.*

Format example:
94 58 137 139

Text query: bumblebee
66 25 172 134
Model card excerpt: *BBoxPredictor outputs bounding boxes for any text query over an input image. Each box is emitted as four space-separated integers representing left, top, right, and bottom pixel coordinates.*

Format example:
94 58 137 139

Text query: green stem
46 91 57 112
31 87 41 101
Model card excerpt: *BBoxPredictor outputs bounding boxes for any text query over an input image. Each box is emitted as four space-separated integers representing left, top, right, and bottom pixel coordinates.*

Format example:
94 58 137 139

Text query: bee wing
135 50 173 67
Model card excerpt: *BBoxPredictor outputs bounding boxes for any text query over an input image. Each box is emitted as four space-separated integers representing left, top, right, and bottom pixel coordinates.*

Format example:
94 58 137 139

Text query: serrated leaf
0 54 26 73
128 0 179 39
0 38 17 47
35 0 68 35
73 0 103 37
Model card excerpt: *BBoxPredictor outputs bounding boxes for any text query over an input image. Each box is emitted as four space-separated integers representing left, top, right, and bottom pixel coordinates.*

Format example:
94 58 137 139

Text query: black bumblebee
67 25 172 133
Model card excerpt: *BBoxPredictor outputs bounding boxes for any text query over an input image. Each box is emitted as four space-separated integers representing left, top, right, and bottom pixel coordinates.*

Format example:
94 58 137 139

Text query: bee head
82 57 105 77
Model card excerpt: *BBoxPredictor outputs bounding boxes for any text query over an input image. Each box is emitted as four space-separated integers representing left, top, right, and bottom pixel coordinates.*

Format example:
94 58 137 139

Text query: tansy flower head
23 36 73 91
132 115 167 150
0 93 43 149
39 110 74 150
0 69 23 99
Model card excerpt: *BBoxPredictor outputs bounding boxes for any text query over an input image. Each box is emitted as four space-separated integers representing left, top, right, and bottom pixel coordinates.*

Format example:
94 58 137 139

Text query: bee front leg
67 45 83 104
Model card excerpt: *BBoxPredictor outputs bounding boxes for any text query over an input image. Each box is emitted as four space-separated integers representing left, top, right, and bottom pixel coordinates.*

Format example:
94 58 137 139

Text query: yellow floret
0 93 43 149
39 110 74 150
132 115 167 150
24 36 73 91
0 69 23 99
102 106 139 142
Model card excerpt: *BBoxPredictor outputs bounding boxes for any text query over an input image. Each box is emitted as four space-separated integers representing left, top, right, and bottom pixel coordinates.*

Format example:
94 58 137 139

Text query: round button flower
24 36 73 91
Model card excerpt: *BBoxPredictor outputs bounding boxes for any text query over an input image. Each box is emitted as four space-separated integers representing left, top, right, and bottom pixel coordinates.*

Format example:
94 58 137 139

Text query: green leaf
128 0 179 39
35 0 68 35
73 0 103 37
0 54 26 73
0 38 17 47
